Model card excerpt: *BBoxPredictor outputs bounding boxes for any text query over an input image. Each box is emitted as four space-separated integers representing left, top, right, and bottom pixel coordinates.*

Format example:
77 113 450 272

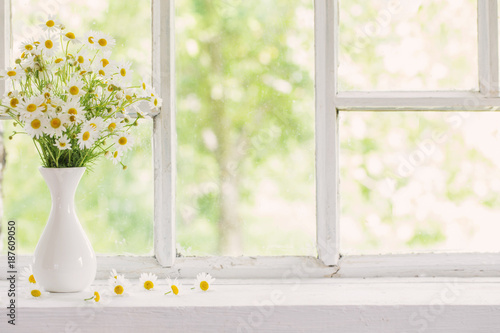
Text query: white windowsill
1 278 500 332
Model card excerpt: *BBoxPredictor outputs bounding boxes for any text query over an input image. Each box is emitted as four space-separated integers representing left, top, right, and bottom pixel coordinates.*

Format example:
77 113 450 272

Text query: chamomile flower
24 116 47 138
83 30 100 49
95 33 116 51
65 77 84 98
94 51 112 69
54 135 72 150
62 31 80 44
106 119 123 133
40 34 59 56
95 64 113 79
149 94 162 112
28 283 44 298
19 40 35 53
1 67 26 81
109 268 119 280
73 50 89 65
110 275 129 296
77 125 97 149
114 132 134 152
63 99 85 123
115 61 132 82
45 114 69 137
86 117 104 133
53 57 66 69
5 91 21 109
84 291 101 303
18 96 44 120
193 272 215 292
106 150 123 165
20 265 36 284
165 278 183 296
140 273 158 291
40 15 60 33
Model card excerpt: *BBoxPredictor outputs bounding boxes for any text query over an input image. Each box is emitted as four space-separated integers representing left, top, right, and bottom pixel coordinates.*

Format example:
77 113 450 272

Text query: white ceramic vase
33 167 96 292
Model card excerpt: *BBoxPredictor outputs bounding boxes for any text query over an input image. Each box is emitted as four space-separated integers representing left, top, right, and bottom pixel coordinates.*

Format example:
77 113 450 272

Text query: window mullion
478 0 499 96
315 0 339 266
152 0 176 267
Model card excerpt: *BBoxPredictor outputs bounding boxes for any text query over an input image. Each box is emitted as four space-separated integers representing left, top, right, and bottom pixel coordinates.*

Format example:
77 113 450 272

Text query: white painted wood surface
478 0 499 96
0 0 10 98
314 0 340 266
152 0 176 267
1 278 499 332
3 253 500 280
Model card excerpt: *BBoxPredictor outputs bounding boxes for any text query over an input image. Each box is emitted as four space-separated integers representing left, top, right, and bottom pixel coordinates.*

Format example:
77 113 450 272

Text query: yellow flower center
10 98 19 108
200 281 209 291
68 108 77 115
7 70 16 77
31 289 41 297
45 40 53 49
154 98 158 106
98 38 107 46
59 142 66 147
118 137 127 145
101 59 109 67
171 285 179 295
46 20 55 27
55 58 63 63
114 285 124 295
50 118 61 129
44 92 51 98
126 95 132 101
142 82 146 90
113 151 119 158
65 32 76 39
144 281 154 290
90 122 97 129
70 115 76 122
25 44 33 51
29 274 36 283
31 119 41 129
120 68 126 76
88 36 94 44
94 291 100 302
108 123 116 131
27 104 37 112
82 131 90 141
69 86 79 95
99 69 105 76
77 56 84 63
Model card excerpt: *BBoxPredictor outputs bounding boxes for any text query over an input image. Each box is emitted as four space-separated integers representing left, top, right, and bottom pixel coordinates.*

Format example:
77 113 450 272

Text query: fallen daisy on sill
165 278 184 296
110 275 129 296
20 265 37 284
140 272 158 291
192 272 215 292
84 291 101 303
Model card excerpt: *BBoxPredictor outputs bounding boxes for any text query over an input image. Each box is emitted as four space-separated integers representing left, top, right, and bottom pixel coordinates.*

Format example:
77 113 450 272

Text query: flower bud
15 59 21 64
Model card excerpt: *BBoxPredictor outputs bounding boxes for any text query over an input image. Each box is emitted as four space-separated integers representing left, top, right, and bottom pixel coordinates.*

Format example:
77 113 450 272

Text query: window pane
1 0 153 255
175 0 316 256
340 111 500 254
339 0 478 91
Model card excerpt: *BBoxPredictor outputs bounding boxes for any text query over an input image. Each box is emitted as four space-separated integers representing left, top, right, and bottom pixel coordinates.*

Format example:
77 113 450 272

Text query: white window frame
1 0 500 280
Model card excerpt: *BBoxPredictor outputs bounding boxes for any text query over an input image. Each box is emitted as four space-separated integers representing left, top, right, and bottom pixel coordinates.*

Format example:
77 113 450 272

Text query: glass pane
1 0 153 255
176 0 316 256
339 0 478 91
340 111 500 254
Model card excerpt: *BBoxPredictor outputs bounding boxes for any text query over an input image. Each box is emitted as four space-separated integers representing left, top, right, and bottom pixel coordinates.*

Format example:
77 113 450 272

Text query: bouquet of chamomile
0 16 161 169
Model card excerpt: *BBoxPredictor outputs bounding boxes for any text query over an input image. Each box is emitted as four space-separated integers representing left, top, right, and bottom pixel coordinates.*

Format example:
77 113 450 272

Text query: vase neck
39 168 85 217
